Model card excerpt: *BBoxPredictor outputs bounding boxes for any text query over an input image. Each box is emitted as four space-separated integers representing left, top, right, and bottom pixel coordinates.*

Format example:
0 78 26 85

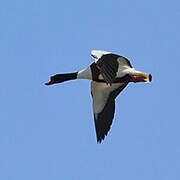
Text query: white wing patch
91 81 128 143
91 81 123 116
91 50 111 62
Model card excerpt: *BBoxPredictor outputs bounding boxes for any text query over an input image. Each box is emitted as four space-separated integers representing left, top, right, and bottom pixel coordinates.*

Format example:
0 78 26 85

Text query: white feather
77 67 92 80
91 50 111 62
91 81 123 117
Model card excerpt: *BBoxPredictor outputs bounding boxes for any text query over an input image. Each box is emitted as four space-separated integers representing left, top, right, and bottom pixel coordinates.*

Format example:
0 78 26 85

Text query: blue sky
0 0 180 179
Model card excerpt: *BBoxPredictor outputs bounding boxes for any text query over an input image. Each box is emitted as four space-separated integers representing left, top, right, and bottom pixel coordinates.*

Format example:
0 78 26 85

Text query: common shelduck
45 50 152 143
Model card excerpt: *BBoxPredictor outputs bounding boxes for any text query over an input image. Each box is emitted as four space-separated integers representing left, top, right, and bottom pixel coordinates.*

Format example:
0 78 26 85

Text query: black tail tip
149 74 152 82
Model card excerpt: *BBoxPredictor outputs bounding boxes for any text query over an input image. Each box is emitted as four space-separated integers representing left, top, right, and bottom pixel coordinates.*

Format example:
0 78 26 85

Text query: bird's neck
77 66 92 80
46 72 78 85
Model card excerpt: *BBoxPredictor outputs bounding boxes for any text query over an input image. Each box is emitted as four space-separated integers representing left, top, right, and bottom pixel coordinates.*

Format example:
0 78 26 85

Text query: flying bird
45 50 152 143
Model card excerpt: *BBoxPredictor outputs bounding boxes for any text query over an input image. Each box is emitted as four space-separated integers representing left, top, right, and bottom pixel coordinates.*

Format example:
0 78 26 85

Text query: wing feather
96 54 119 85
91 81 128 143
91 50 133 85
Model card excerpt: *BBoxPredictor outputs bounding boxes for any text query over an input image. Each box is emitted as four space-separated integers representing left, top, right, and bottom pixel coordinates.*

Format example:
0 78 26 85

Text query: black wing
96 54 119 85
95 54 133 85
91 82 128 143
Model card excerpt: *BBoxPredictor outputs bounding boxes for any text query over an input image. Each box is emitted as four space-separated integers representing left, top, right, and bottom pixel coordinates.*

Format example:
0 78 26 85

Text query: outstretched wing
96 54 119 85
91 81 128 143
91 50 132 85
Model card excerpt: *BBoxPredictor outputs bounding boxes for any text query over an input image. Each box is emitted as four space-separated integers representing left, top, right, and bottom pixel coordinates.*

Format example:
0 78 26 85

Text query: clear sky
0 0 180 179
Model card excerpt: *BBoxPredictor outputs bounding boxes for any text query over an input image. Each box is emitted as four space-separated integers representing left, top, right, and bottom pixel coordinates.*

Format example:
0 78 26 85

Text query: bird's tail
45 72 78 85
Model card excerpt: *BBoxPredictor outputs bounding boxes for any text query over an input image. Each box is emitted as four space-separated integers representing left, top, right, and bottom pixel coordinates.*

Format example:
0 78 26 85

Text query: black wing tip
96 134 104 144
94 98 115 144
97 136 105 144
97 140 102 144
95 124 109 144
96 129 110 144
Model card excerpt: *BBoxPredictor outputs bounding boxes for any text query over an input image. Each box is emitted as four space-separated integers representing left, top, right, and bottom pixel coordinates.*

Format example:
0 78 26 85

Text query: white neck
77 67 92 80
